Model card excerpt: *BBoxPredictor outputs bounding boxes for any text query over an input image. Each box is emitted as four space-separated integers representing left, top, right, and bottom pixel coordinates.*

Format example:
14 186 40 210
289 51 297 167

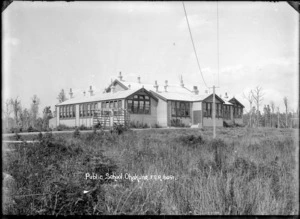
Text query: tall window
216 103 223 118
223 105 231 120
171 101 190 117
203 102 211 117
127 95 151 114
70 105 73 118
233 106 243 118
80 104 83 117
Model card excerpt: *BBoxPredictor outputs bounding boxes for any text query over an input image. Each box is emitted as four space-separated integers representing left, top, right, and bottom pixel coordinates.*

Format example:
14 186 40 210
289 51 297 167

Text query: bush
178 134 204 146
27 126 39 133
171 119 186 127
79 124 89 130
130 121 149 129
73 128 80 138
153 123 162 128
56 124 69 131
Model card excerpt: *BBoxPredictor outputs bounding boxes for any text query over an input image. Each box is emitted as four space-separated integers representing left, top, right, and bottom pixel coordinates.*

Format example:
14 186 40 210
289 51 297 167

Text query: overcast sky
3 1 299 115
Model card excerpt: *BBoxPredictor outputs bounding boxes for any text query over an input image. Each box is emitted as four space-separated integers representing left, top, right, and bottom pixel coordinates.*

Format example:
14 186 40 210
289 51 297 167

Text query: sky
2 1 299 116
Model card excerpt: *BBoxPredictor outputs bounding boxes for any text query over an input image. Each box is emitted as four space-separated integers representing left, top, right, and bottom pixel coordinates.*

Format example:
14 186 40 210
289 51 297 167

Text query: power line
217 1 220 87
182 2 208 88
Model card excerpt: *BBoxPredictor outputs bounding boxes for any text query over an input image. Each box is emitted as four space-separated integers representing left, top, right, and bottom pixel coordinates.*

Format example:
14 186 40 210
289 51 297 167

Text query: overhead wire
217 1 220 87
182 2 208 88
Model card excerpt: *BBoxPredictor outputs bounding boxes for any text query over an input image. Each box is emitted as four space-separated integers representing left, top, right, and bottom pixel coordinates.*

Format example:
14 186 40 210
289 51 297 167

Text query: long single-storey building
50 72 244 129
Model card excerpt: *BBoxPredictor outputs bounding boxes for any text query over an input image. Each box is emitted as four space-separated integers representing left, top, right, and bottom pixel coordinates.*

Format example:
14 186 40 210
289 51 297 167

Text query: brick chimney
225 92 228 98
89 86 93 96
153 80 159 92
193 86 199 95
118 71 123 81
164 80 168 92
137 76 141 84
83 91 86 96
69 88 73 99
128 84 131 89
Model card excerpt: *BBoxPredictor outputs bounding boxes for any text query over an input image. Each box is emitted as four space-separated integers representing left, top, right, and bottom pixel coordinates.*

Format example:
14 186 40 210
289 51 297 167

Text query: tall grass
3 128 298 215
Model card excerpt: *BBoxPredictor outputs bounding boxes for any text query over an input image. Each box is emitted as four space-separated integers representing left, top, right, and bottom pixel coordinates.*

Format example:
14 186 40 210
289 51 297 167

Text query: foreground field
3 127 299 215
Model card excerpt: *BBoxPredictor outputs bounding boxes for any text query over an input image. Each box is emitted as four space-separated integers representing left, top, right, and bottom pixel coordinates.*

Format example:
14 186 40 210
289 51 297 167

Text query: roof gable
202 94 225 103
229 97 245 108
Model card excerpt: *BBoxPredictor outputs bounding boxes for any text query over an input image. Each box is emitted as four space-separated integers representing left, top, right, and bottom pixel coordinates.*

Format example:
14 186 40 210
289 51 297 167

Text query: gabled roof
56 87 157 106
107 79 209 102
202 93 225 103
229 97 245 108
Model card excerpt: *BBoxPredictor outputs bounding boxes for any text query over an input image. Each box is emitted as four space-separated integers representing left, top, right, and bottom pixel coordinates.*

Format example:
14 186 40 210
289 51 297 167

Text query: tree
19 108 31 130
283 96 288 128
57 89 68 103
10 97 22 127
42 106 53 130
277 107 280 128
30 95 40 128
243 90 254 127
270 101 275 127
3 98 13 129
252 86 264 127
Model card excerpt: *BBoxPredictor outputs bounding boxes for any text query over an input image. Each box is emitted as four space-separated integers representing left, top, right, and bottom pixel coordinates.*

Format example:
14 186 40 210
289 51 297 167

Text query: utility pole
209 85 219 138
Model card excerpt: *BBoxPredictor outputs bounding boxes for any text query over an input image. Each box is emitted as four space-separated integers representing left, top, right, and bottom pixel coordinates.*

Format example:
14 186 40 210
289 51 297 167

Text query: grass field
3 127 299 215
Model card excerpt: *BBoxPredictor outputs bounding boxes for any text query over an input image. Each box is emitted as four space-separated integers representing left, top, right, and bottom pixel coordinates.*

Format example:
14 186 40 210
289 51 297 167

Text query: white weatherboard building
50 72 244 129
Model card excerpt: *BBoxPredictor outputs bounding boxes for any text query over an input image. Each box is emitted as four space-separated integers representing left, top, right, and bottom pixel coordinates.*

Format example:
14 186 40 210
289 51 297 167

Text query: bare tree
42 106 53 130
252 86 264 127
3 98 13 129
19 108 31 130
30 95 40 128
243 90 254 127
10 97 22 127
270 101 275 127
283 96 288 128
277 106 280 128
57 89 68 103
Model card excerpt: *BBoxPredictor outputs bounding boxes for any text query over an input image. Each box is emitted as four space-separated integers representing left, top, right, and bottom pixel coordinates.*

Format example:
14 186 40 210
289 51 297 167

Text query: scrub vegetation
3 127 298 215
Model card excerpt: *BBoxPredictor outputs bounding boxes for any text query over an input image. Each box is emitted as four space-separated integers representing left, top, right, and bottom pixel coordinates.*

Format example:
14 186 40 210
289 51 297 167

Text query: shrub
38 132 43 141
153 123 162 128
130 121 149 129
73 128 80 138
178 134 204 146
171 119 185 127
14 132 22 141
56 124 69 131
79 124 89 130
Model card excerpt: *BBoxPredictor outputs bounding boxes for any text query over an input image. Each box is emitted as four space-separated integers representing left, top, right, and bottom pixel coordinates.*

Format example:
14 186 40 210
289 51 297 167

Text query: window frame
171 101 190 118
127 95 151 114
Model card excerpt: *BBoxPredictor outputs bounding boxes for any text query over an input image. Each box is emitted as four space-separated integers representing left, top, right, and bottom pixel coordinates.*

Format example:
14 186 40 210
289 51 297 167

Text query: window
171 101 190 117
80 104 83 117
133 100 139 113
127 95 151 114
118 100 122 108
63 106 65 118
128 100 133 113
234 106 243 118
87 104 90 116
91 103 94 116
216 103 223 118
223 105 231 120
59 107 63 118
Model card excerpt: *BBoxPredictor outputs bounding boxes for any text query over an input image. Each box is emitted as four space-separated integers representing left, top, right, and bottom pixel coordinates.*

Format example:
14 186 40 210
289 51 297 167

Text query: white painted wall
156 99 168 127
